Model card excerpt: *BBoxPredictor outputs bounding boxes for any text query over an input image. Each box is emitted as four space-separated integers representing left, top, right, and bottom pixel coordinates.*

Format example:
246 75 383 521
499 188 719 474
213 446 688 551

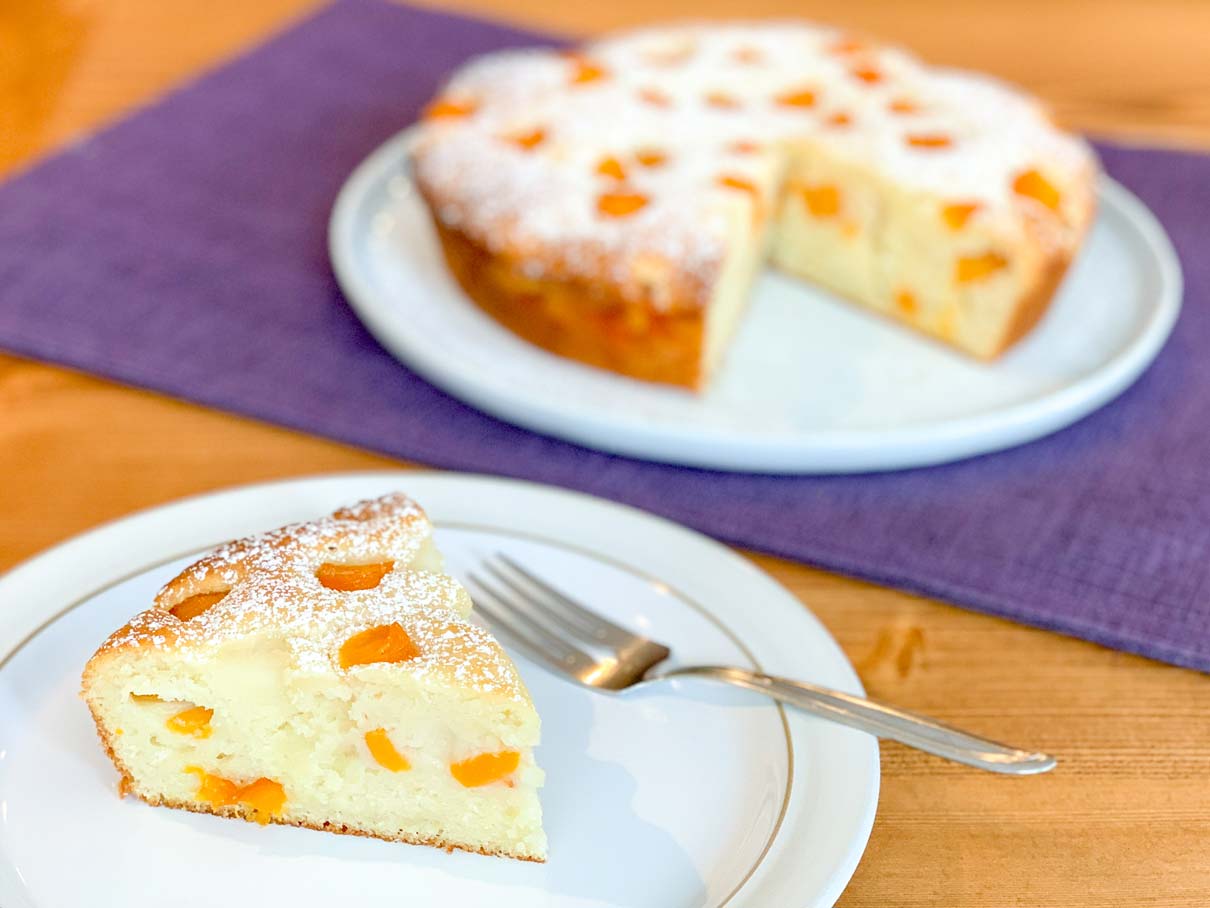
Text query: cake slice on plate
81 493 546 862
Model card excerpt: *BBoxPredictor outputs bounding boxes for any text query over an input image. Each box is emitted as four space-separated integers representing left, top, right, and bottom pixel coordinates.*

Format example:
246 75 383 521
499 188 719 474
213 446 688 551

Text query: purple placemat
2 0 1208 672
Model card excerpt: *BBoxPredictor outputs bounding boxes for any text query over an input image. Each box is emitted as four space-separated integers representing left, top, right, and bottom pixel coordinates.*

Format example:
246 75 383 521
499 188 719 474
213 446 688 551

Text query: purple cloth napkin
2 0 1208 672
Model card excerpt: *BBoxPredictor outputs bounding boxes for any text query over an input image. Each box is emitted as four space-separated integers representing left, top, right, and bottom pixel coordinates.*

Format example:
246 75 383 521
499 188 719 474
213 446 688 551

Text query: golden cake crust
429 212 709 388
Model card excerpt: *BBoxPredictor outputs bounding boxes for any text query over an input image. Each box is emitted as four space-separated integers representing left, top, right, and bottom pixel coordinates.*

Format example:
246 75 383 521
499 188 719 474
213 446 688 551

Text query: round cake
411 22 1097 389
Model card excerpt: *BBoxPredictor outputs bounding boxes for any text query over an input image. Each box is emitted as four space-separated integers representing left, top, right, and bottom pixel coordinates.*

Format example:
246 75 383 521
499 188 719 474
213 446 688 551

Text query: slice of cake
81 493 546 862
411 22 1097 388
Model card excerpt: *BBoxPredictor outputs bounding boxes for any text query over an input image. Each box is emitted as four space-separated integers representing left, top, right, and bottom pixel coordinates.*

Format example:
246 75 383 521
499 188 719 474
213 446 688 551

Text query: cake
410 22 1098 388
81 493 546 862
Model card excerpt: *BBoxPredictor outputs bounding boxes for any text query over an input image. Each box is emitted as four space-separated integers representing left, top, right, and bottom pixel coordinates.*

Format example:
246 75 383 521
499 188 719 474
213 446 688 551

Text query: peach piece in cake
596 156 627 180
169 591 229 621
942 203 981 230
506 128 546 151
955 252 1008 283
1013 168 1062 211
851 64 883 84
775 88 817 108
339 622 421 669
365 729 412 772
895 290 919 316
423 98 476 120
635 148 668 168
906 133 953 149
570 58 608 84
316 561 395 591
186 766 239 807
597 191 649 218
451 751 521 788
239 778 287 824
800 184 842 217
166 705 213 738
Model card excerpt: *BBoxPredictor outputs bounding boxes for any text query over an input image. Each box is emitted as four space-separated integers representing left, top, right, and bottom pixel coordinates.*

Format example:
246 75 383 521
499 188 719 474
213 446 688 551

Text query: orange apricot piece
339 622 421 669
316 561 395 592
169 590 229 621
717 174 757 195
186 766 238 807
595 156 627 180
775 88 817 108
365 729 411 772
570 59 608 84
801 184 841 217
507 128 546 151
166 706 213 738
130 693 162 703
597 191 649 218
906 133 953 150
450 750 521 787
717 174 762 222
237 778 287 825
1013 168 1062 211
942 203 981 230
955 252 1008 283
895 290 919 316
635 148 668 168
826 111 853 128
851 65 883 85
423 98 476 120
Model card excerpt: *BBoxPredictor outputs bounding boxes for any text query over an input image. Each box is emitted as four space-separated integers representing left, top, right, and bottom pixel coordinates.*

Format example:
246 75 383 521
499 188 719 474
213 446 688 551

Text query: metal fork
465 553 1056 775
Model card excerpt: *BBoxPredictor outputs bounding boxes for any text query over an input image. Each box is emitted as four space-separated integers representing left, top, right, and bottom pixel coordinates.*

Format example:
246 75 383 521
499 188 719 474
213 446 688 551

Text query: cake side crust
990 248 1075 358
430 213 709 389
125 791 545 862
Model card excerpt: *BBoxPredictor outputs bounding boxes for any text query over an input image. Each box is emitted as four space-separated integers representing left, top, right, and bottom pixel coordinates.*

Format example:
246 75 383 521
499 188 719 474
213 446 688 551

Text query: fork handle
663 665 1056 775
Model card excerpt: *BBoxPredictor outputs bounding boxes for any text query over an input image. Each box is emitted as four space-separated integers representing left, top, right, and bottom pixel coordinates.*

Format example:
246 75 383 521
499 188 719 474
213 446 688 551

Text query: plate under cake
411 22 1097 388
80 493 546 862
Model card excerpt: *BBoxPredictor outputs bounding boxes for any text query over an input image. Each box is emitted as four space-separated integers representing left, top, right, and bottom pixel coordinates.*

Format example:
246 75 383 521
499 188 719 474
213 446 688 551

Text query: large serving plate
331 129 1181 473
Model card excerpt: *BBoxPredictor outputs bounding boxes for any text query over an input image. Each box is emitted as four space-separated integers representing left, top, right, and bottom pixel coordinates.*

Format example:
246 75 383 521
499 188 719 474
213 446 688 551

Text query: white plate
330 129 1182 473
0 472 878 908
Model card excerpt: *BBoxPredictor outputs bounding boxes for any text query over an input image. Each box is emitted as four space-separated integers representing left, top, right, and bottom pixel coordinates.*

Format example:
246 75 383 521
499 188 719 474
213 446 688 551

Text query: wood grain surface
2 2 1207 905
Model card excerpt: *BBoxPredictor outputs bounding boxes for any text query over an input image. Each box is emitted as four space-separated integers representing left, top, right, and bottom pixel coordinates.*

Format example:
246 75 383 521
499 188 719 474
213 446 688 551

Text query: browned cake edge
427 213 710 390
991 249 1075 358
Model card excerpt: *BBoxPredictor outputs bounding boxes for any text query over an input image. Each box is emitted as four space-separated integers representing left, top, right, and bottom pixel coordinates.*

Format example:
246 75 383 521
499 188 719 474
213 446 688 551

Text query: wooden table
3 2 1208 904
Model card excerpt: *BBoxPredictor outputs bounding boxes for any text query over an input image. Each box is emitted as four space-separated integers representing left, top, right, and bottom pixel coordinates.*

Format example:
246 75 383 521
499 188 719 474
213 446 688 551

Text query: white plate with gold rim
330 129 1181 474
0 472 878 908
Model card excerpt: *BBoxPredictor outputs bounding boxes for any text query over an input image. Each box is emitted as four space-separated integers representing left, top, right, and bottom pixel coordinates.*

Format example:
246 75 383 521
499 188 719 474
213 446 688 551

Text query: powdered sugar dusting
94 493 528 702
